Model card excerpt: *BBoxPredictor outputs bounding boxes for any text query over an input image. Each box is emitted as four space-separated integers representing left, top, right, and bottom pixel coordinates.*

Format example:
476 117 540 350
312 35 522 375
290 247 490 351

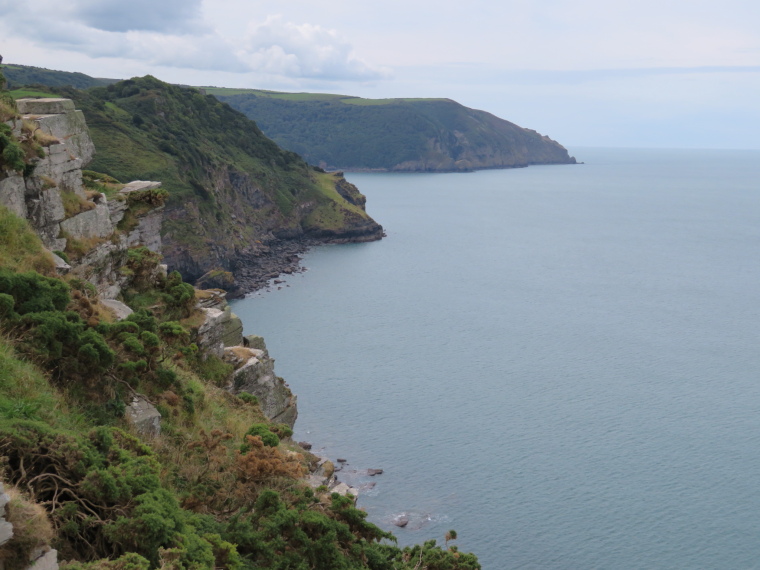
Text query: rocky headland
214 90 577 172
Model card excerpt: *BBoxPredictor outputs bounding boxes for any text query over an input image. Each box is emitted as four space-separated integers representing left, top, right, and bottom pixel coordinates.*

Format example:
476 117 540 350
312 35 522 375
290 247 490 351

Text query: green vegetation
1 63 116 90
216 90 575 171
201 88 349 101
7 89 58 99
0 202 478 568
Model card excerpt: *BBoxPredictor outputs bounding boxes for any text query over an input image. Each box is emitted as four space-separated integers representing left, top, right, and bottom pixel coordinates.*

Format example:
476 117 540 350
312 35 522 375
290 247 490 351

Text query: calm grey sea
230 148 760 569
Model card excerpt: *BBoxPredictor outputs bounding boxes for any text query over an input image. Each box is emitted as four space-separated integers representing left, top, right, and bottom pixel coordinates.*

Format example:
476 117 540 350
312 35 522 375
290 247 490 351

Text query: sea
230 148 760 569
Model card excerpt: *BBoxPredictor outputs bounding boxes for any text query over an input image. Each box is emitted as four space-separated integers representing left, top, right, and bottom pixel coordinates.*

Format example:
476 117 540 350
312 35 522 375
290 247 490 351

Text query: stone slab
17 98 75 114
102 299 133 321
127 395 161 437
120 180 163 194
60 203 113 239
28 548 58 570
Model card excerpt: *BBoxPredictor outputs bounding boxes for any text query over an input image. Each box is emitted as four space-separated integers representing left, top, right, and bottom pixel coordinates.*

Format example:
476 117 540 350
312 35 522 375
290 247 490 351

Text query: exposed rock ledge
195 290 298 428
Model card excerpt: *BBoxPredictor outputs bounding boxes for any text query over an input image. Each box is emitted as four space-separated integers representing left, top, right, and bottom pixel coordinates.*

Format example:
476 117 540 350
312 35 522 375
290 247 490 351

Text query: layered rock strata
0 98 164 298
195 289 298 428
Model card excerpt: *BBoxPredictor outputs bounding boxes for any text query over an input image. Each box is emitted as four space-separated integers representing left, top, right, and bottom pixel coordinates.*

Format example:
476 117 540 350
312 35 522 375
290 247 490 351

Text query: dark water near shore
231 148 760 569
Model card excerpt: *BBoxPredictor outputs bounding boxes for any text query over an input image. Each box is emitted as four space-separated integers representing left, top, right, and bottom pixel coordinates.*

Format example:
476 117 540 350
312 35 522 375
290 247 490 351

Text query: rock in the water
367 468 384 476
393 514 409 528
337 458 347 463
298 441 312 450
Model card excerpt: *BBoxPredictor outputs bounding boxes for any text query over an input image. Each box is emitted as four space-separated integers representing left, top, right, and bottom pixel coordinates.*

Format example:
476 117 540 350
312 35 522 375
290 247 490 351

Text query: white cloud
0 2 389 82
236 16 391 80
71 0 206 33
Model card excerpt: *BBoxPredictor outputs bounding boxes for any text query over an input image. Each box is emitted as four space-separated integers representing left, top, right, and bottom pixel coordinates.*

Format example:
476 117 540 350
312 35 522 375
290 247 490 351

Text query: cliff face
43 77 383 295
0 97 297 428
215 91 576 172
0 98 165 298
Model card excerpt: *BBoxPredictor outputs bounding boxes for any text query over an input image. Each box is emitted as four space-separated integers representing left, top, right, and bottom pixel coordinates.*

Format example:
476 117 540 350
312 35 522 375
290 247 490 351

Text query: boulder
367 469 384 476
27 548 59 570
101 299 134 321
120 180 163 194
393 514 409 528
50 252 71 275
317 460 335 480
243 334 268 352
127 395 161 437
331 482 358 498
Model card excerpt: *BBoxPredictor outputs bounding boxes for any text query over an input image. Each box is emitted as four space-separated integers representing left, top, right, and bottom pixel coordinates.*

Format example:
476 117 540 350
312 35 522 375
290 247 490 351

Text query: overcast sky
1 0 758 149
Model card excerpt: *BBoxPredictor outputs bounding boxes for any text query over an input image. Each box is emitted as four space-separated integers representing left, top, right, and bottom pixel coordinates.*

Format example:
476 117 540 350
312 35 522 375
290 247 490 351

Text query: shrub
13 311 114 380
243 423 279 448
0 269 69 315
237 392 258 406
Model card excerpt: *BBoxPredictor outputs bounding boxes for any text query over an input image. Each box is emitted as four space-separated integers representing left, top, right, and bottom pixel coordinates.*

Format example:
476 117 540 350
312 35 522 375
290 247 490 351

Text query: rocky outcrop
127 395 162 437
196 304 244 358
224 344 298 428
192 291 298 427
101 299 133 321
305 459 358 501
0 98 164 299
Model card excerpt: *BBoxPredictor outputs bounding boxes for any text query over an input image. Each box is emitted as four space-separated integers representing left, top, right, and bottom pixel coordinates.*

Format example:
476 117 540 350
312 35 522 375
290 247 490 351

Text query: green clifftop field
210 88 576 172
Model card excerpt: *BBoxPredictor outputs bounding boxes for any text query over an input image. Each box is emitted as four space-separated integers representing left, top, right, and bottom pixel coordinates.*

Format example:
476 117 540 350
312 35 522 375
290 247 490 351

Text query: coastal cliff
42 77 383 295
214 90 576 172
0 76 479 568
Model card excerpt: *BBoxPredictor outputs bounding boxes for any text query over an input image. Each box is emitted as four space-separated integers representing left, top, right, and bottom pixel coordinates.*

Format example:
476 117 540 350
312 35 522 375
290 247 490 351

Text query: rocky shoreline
220 227 384 298
230 238 317 297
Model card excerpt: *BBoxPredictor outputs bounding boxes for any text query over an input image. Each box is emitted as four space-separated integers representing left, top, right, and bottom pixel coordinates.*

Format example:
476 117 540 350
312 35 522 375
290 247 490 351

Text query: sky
1 0 759 149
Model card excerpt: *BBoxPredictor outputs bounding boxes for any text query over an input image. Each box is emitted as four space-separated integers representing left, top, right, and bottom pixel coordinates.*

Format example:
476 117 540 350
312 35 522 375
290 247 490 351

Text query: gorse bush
243 423 279 448
0 269 69 315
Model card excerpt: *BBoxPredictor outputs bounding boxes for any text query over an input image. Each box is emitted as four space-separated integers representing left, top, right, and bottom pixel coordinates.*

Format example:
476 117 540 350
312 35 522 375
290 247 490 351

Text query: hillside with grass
1 63 116 90
27 76 382 292
0 207 479 570
212 88 577 172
